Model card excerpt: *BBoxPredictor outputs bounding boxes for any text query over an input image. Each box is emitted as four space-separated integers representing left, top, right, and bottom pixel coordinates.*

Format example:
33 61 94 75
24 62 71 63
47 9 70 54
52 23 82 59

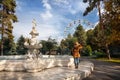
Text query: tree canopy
73 24 86 46
0 0 17 55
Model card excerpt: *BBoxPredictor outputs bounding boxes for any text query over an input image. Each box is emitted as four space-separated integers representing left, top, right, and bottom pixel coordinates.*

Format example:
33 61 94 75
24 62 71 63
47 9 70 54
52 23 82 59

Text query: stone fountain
24 19 42 59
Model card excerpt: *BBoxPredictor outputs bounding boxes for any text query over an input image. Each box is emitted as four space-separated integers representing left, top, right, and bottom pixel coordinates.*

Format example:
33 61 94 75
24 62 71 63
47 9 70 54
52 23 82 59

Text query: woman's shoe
75 65 78 69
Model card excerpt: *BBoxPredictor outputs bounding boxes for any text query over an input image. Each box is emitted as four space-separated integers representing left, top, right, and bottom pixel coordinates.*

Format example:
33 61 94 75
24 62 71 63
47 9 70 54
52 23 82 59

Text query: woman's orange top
72 45 82 58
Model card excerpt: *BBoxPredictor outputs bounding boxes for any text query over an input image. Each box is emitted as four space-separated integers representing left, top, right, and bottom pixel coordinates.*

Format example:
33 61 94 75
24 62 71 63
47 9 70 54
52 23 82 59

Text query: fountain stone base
0 55 94 80
0 55 74 72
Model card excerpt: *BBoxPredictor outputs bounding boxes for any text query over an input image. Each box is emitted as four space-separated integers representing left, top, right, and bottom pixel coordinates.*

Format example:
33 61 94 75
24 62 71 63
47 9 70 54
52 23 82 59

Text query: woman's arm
78 45 83 49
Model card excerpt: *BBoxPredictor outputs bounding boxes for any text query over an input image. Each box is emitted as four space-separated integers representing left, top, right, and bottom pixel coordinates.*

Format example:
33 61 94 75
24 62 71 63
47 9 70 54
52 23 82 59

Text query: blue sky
13 0 99 42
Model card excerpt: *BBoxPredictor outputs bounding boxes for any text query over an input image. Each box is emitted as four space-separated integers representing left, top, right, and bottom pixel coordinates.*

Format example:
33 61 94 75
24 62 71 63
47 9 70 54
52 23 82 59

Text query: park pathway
82 57 120 80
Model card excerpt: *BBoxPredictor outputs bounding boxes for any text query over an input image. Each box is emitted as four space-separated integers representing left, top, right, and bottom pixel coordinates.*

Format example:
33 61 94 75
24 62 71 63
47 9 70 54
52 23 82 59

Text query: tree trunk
48 49 51 57
105 44 111 60
1 6 4 56
97 0 103 29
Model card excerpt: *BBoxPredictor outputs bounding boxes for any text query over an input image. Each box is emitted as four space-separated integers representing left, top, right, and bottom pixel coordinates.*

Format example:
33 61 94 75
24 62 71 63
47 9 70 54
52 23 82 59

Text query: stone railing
0 55 25 60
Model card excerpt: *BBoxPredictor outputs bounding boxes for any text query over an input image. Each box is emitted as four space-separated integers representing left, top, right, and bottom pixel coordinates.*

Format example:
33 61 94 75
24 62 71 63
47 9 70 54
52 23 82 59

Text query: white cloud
54 0 69 5
51 0 88 14
13 0 98 43
38 24 60 40
69 1 88 14
15 0 25 11
38 14 70 42
40 0 53 21
42 0 52 10
40 11 53 21
13 9 69 43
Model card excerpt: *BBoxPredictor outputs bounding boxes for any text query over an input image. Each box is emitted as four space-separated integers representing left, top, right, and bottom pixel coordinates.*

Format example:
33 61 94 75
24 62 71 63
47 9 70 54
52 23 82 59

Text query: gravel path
82 58 120 80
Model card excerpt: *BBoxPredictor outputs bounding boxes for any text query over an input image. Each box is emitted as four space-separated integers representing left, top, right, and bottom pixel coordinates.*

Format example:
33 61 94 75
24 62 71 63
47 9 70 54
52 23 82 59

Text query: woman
72 42 83 69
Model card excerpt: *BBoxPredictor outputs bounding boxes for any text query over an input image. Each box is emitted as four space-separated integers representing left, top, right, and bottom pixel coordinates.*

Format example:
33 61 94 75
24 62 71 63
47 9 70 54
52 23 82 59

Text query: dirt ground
82 57 120 80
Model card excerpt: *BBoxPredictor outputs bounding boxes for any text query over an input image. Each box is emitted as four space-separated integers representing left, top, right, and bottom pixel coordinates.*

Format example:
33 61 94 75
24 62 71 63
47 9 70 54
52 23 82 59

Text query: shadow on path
82 57 120 80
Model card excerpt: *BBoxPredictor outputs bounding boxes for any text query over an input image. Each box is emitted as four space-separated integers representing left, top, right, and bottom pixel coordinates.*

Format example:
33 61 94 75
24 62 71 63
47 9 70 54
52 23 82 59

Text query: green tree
103 0 120 41
1 37 16 55
86 29 94 46
60 34 77 55
3 37 11 55
73 24 86 46
40 40 47 55
16 35 27 55
109 41 120 57
41 37 57 56
102 0 120 58
83 0 103 28
92 25 111 59
0 0 17 55
83 0 120 41
60 39 67 55
66 34 77 50
83 0 120 59
84 45 92 56
46 37 57 56
8 42 17 55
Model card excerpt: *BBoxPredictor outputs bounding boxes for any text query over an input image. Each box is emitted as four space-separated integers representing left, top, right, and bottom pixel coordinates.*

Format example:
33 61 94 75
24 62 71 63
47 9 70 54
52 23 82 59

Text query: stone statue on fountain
24 19 42 59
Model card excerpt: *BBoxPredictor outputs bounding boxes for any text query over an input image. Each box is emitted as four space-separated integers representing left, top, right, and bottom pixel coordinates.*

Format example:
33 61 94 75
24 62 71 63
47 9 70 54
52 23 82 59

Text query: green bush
82 45 92 56
94 51 106 58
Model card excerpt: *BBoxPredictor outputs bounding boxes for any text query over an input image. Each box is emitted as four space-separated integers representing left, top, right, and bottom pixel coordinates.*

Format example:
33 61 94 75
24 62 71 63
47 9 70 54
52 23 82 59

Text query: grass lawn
96 58 120 63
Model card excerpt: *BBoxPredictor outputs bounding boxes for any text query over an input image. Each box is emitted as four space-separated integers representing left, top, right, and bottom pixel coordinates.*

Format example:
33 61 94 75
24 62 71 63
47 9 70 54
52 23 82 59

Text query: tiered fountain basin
0 55 94 80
